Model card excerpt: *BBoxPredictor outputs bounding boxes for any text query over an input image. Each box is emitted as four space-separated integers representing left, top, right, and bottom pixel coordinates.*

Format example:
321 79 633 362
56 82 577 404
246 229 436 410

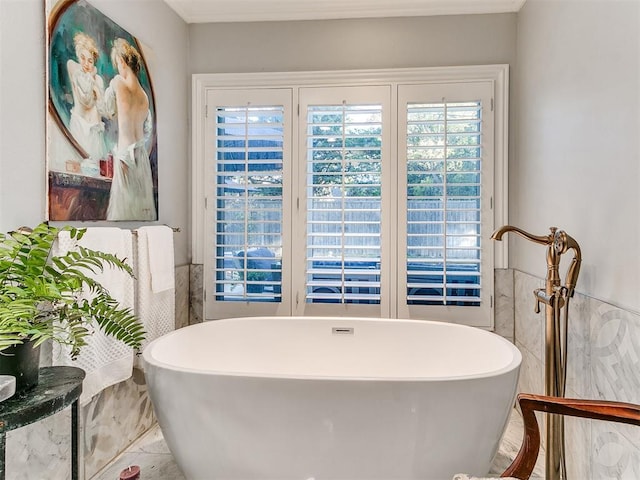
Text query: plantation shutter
214 104 284 301
305 103 383 304
205 88 292 318
398 83 494 325
295 86 391 317
405 101 482 305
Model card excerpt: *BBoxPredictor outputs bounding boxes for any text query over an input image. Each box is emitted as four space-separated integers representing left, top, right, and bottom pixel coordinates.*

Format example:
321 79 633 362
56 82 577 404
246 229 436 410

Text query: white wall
513 0 640 312
189 13 517 73
0 0 47 230
0 0 190 265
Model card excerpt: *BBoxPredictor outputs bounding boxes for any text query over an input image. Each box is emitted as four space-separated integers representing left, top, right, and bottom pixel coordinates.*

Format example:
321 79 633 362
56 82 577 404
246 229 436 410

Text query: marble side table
0 366 85 480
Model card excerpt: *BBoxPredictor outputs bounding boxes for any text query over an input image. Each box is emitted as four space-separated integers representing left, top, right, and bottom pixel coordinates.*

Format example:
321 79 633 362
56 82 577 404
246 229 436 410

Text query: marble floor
90 407 544 480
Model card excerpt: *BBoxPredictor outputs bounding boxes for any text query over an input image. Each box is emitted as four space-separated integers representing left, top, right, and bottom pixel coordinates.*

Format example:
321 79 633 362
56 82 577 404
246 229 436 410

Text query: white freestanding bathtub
143 317 521 480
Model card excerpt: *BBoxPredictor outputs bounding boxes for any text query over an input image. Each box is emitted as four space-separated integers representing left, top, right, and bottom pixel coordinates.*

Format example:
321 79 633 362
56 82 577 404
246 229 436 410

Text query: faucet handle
533 288 565 312
533 288 542 313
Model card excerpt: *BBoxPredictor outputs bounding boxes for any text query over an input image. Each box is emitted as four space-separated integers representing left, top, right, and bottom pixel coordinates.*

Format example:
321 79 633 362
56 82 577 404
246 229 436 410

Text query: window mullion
340 101 347 303
443 100 448 306
243 105 250 293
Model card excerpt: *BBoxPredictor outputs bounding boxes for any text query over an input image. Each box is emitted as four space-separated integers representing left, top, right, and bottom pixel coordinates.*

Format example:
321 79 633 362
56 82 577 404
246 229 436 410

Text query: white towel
144 225 175 293
52 228 135 405
134 226 175 369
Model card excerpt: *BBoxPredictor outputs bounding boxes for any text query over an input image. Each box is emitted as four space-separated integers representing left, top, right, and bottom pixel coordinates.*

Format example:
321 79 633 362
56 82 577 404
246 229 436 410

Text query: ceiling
163 0 527 24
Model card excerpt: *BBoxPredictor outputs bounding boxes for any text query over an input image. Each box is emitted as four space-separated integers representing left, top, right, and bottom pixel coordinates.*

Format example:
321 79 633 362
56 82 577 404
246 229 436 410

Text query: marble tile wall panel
590 301 640 404
513 270 545 362
591 420 640 479
494 268 514 342
189 264 204 325
513 269 546 452
515 338 544 396
82 371 156 478
175 265 190 330
565 293 591 397
564 403 592 480
514 270 640 480
589 299 640 477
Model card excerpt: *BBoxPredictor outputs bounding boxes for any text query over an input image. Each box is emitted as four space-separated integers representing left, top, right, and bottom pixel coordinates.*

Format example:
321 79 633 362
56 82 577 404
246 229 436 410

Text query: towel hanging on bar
134 226 176 369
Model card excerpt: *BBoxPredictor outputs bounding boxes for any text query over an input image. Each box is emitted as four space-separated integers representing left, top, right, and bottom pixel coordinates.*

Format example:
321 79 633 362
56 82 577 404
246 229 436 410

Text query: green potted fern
0 223 145 392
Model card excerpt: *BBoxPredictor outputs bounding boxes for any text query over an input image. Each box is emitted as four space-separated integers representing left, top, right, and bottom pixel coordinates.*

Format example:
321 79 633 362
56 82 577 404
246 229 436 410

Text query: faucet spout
491 225 553 246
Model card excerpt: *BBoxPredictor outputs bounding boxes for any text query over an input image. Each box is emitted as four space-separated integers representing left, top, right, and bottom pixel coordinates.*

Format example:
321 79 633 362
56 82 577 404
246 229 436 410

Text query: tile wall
494 268 515 342
513 269 640 479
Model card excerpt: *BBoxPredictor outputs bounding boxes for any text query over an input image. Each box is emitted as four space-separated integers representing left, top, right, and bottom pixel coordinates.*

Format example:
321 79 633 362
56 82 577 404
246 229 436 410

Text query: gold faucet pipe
490 224 553 246
492 225 581 480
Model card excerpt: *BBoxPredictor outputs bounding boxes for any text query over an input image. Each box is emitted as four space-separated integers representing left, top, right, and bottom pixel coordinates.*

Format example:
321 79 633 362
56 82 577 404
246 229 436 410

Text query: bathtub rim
142 316 522 382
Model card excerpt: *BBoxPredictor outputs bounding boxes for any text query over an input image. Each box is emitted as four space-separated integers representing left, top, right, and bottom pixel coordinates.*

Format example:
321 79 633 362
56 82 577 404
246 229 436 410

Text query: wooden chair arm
501 393 640 480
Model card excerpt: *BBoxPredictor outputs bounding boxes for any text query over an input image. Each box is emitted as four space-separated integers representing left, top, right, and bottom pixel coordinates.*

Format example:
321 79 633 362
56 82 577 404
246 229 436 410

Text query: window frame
193 65 509 327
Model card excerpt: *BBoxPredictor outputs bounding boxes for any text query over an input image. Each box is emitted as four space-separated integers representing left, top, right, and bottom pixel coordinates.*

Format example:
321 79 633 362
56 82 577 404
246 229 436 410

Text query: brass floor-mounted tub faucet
491 225 582 480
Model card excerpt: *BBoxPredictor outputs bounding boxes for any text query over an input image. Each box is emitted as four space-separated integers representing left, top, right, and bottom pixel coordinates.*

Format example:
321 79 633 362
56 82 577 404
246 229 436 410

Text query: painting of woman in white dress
67 32 108 164
104 38 156 221
47 0 157 221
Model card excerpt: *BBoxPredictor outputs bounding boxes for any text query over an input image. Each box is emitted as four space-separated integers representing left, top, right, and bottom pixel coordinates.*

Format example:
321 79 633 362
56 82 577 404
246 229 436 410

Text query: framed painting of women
46 0 158 221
